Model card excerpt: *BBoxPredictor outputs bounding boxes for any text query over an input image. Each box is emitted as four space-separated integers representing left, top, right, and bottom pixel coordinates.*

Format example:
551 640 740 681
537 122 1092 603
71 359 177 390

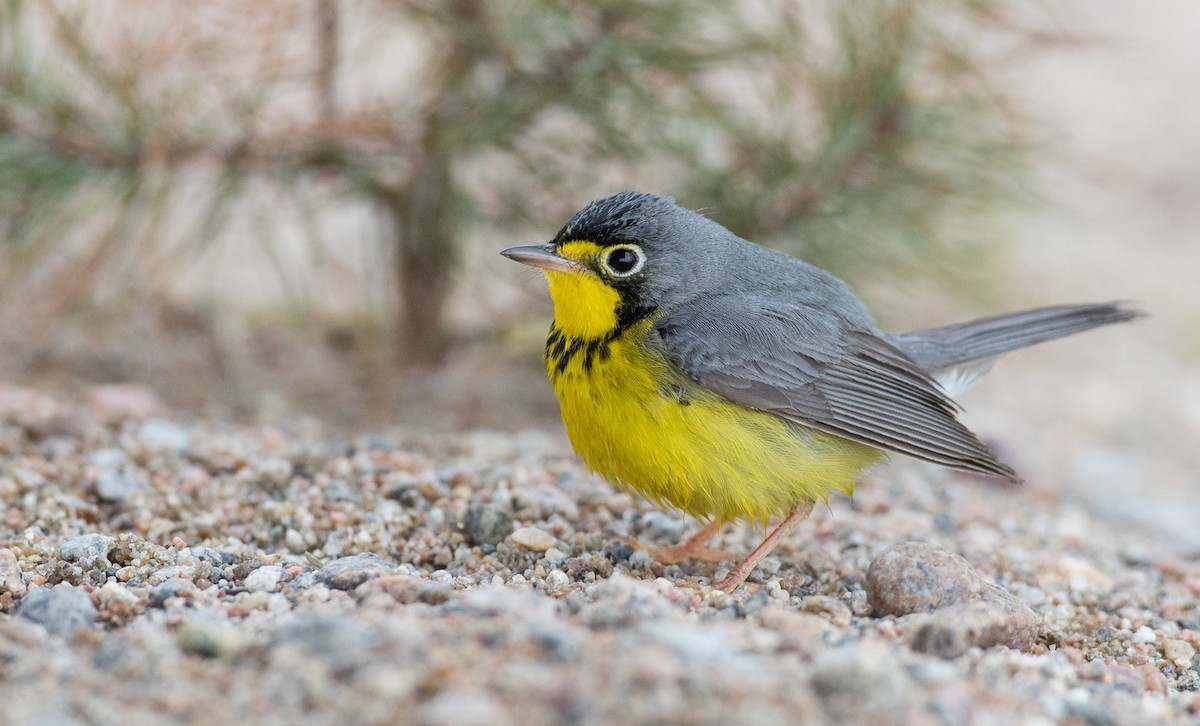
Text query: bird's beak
500 243 579 273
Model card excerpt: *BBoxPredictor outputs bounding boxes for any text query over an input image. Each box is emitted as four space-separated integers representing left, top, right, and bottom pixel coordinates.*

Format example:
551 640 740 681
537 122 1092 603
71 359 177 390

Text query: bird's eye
603 245 644 277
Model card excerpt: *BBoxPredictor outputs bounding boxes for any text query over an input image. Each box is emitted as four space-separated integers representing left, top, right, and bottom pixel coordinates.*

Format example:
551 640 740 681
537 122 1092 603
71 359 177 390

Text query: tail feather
891 302 1143 374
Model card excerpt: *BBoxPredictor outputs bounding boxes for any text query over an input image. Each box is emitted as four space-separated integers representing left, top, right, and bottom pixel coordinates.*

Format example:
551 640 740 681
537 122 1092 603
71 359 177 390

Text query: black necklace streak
547 304 655 377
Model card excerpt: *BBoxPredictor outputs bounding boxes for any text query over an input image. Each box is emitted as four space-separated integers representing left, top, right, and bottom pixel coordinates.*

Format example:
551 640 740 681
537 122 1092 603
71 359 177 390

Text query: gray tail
892 302 1143 373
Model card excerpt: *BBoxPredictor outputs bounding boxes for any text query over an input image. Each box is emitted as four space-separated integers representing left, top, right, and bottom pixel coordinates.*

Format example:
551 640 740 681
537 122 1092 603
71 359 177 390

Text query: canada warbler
502 191 1138 592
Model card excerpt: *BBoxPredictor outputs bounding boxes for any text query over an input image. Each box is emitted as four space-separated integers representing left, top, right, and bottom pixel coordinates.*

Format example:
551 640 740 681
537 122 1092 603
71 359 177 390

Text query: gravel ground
1 383 1198 726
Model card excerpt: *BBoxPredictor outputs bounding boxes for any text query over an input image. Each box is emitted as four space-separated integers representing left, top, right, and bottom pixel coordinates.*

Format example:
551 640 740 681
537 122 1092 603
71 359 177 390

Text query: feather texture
657 296 1021 482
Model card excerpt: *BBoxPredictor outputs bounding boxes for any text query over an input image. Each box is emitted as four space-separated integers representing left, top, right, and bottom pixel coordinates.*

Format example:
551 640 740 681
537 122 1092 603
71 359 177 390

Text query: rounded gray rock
245 565 286 592
908 600 1042 658
867 541 1042 657
96 470 141 502
460 504 514 546
17 584 98 636
149 578 196 607
866 541 990 616
0 548 26 596
137 419 190 452
316 553 392 591
59 534 113 568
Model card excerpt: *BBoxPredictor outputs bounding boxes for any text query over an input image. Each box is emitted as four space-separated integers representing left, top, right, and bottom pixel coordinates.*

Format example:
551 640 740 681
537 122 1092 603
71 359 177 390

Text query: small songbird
502 191 1139 591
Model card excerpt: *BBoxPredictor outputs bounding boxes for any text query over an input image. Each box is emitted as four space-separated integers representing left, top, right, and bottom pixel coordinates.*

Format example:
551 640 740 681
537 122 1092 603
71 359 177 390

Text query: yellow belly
549 321 883 523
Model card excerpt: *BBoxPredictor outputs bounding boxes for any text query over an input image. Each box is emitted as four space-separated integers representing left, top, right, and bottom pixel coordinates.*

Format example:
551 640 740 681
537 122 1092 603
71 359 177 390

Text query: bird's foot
712 502 816 592
627 520 733 564
645 540 736 565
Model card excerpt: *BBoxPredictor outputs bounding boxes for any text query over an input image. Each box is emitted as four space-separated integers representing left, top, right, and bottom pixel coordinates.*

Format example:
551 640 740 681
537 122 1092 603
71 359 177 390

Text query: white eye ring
602 244 645 277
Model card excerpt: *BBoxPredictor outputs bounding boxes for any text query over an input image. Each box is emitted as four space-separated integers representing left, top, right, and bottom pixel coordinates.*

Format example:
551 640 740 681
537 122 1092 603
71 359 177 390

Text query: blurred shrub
0 0 1050 365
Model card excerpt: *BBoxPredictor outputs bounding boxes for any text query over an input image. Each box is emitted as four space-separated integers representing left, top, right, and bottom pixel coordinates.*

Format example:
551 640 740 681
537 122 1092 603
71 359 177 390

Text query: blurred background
0 2 1195 542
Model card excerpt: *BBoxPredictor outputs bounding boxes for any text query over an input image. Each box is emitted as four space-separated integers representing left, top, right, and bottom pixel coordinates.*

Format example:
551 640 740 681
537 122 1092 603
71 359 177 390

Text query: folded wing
655 296 1019 482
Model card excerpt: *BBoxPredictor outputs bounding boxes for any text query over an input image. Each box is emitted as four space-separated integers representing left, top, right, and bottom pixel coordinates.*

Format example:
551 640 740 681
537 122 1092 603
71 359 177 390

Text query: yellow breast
545 313 882 524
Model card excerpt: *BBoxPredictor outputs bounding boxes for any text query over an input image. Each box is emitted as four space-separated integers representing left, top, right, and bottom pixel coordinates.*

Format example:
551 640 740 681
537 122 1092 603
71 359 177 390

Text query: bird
501 191 1139 592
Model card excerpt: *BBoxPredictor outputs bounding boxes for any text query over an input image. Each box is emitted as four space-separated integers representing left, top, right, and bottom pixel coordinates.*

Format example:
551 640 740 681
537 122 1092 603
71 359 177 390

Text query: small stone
867 541 992 616
627 549 653 569
16 584 98 636
316 553 392 590
603 542 635 563
800 595 853 626
1163 639 1195 667
149 579 196 607
0 548 26 596
136 419 190 452
179 617 241 658
150 566 195 583
255 457 294 486
511 527 556 552
460 504 514 546
59 534 114 568
867 541 1041 657
907 600 1041 658
95 470 141 502
545 569 570 594
89 448 128 470
1131 626 1156 644
93 581 141 621
245 565 286 592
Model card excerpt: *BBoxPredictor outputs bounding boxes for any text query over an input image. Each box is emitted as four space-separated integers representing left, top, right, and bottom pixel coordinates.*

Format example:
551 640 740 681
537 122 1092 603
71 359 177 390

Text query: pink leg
636 520 735 564
713 502 815 592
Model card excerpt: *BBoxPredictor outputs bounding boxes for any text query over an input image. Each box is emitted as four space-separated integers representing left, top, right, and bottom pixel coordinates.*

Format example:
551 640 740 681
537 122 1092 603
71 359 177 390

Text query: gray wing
654 295 1019 482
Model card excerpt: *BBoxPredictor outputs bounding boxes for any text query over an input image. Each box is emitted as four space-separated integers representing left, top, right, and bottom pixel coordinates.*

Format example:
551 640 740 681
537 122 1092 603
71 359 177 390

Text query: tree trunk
387 149 456 367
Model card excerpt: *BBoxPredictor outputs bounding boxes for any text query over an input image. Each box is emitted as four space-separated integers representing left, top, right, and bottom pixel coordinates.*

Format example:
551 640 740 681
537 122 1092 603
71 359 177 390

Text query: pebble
316 553 393 590
16 584 98 636
867 542 1041 657
511 527 556 552
255 457 294 486
800 595 853 626
545 569 570 594
867 541 996 615
178 617 241 658
245 565 286 592
460 504 514 546
150 566 196 582
59 534 114 568
1163 639 1195 667
137 419 190 452
95 469 141 502
603 542 635 563
1131 626 1156 644
907 601 1041 658
89 448 128 470
0 548 26 596
149 579 196 607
